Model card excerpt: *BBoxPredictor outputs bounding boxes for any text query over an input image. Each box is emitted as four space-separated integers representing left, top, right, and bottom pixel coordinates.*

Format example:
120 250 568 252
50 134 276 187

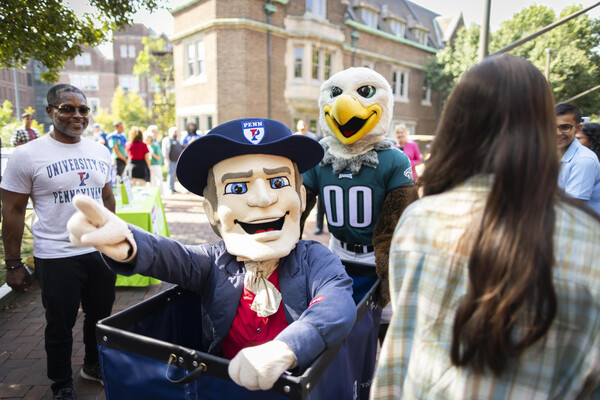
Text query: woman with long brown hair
371 55 600 398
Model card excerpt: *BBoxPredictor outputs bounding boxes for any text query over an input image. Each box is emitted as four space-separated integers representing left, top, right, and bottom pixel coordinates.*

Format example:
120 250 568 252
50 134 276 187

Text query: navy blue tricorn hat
177 118 324 196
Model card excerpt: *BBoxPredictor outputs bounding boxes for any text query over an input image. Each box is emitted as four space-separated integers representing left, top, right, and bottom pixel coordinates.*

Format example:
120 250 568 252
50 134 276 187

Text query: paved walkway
0 183 328 399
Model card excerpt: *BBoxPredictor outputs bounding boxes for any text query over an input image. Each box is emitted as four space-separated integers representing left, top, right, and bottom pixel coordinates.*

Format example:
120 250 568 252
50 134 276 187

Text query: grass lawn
0 210 35 286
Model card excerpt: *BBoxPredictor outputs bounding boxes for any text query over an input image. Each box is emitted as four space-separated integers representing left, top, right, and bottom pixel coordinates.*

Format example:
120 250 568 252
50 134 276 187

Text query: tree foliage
93 87 151 131
426 4 600 115
0 0 162 82
134 35 175 136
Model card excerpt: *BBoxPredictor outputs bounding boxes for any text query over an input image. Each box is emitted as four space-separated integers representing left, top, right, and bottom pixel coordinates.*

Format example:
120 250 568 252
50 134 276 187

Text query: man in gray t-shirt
1 84 116 400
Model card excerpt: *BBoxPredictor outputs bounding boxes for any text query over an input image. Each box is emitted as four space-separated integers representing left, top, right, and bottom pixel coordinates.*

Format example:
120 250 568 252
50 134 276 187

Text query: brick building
170 0 463 137
0 62 36 119
56 24 155 126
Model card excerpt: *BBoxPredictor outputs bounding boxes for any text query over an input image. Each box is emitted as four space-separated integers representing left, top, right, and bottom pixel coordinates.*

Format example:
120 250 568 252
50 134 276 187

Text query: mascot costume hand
301 67 419 309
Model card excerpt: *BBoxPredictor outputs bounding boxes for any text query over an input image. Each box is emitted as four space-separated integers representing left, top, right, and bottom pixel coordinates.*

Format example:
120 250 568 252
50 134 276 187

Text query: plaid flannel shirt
372 175 600 399
10 126 39 146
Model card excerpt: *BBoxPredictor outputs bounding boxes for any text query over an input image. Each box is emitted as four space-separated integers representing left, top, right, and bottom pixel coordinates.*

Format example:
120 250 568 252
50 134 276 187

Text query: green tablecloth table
115 186 169 287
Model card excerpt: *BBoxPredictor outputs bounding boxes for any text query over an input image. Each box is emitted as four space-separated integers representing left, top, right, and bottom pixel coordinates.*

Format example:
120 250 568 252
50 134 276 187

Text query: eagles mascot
302 67 419 339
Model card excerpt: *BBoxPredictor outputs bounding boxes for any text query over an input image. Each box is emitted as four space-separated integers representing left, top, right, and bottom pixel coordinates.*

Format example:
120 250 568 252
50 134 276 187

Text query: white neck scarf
239 258 281 317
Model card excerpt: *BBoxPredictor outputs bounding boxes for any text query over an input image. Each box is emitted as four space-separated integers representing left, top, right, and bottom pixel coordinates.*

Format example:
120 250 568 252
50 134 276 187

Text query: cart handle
166 353 207 384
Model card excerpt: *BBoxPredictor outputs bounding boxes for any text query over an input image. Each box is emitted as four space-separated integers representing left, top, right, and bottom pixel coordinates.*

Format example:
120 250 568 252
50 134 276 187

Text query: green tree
0 0 162 82
110 87 152 130
134 35 175 136
426 4 600 115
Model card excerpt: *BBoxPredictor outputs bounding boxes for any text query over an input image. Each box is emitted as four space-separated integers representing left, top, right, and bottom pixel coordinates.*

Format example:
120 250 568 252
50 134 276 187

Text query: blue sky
130 0 599 36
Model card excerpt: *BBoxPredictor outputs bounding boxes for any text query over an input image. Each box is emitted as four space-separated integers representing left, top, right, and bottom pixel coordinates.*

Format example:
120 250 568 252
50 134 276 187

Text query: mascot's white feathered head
319 67 394 158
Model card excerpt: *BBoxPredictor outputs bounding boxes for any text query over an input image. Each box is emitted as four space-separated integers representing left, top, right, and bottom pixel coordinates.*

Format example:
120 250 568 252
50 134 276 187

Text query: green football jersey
302 148 413 245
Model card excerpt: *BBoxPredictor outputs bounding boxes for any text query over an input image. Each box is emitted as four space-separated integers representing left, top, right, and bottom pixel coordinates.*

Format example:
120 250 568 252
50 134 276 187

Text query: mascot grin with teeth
67 118 356 392
302 67 419 340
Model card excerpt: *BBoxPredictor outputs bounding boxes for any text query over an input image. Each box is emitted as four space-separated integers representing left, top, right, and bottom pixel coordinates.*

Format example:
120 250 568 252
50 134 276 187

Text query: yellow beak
323 94 382 145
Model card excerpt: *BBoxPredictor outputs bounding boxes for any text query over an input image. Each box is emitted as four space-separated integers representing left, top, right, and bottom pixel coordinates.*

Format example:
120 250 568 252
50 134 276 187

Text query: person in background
294 119 318 141
372 55 600 399
1 84 116 400
394 124 422 180
144 127 165 197
182 122 200 148
556 103 600 214
107 121 127 177
93 123 110 151
579 122 600 161
161 126 183 194
10 112 40 146
124 126 150 186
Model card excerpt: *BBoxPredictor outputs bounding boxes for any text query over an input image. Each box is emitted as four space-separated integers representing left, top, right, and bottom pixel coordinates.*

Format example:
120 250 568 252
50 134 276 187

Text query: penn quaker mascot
302 67 419 339
67 118 358 396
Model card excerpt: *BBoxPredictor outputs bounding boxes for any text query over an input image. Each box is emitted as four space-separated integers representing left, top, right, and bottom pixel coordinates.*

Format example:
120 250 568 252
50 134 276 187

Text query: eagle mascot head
318 67 394 163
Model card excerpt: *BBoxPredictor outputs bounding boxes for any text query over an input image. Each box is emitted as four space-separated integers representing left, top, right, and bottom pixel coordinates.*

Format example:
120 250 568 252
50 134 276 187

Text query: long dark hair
420 55 558 374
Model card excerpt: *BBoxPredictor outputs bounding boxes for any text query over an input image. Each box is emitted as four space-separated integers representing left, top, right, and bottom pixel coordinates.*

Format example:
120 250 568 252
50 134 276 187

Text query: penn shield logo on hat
242 120 265 144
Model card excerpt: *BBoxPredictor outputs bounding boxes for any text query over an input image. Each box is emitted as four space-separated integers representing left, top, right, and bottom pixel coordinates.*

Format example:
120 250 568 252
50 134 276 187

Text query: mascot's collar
320 137 396 174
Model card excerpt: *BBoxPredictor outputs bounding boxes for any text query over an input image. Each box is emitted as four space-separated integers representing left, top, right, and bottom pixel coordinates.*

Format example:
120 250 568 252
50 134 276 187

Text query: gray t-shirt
1 134 112 258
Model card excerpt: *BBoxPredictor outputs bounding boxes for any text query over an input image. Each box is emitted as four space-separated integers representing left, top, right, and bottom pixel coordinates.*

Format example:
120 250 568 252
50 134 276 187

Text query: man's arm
299 188 317 237
1 189 32 292
112 144 127 163
101 182 116 213
161 139 170 165
563 157 599 202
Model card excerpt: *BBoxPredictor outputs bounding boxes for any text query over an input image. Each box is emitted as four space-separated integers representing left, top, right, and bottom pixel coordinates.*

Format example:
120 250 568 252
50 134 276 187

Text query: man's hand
6 266 31 293
67 194 137 262
228 340 297 391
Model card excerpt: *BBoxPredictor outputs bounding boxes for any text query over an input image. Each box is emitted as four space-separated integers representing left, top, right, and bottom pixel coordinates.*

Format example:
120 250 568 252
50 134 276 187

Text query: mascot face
208 154 305 261
319 67 394 146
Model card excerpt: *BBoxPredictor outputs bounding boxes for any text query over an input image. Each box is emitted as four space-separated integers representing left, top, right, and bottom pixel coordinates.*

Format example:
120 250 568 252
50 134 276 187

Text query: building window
414 29 428 45
27 73 33 87
128 45 136 59
324 53 332 80
120 45 128 59
422 80 431 105
74 52 92 66
362 9 378 29
119 75 139 93
312 49 320 80
87 98 100 115
306 0 325 18
392 70 409 101
390 20 405 38
186 40 205 78
206 115 213 130
294 46 304 78
70 74 99 90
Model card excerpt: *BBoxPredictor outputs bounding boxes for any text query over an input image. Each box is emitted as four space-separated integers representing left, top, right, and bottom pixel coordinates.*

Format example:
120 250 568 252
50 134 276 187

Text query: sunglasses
49 104 90 116
557 124 575 134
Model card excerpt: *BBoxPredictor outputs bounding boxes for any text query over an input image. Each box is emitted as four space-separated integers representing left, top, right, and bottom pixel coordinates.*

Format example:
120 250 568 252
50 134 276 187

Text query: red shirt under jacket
221 268 290 359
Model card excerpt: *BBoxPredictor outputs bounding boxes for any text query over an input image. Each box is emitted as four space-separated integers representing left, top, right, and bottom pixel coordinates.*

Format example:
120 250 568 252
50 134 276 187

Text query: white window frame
119 75 139 93
362 9 378 29
421 80 431 105
185 39 206 79
294 46 304 79
70 74 99 91
128 45 137 59
120 45 128 59
74 52 91 66
414 29 428 45
87 98 100 115
311 49 334 81
392 69 409 102
390 20 405 38
306 0 326 18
